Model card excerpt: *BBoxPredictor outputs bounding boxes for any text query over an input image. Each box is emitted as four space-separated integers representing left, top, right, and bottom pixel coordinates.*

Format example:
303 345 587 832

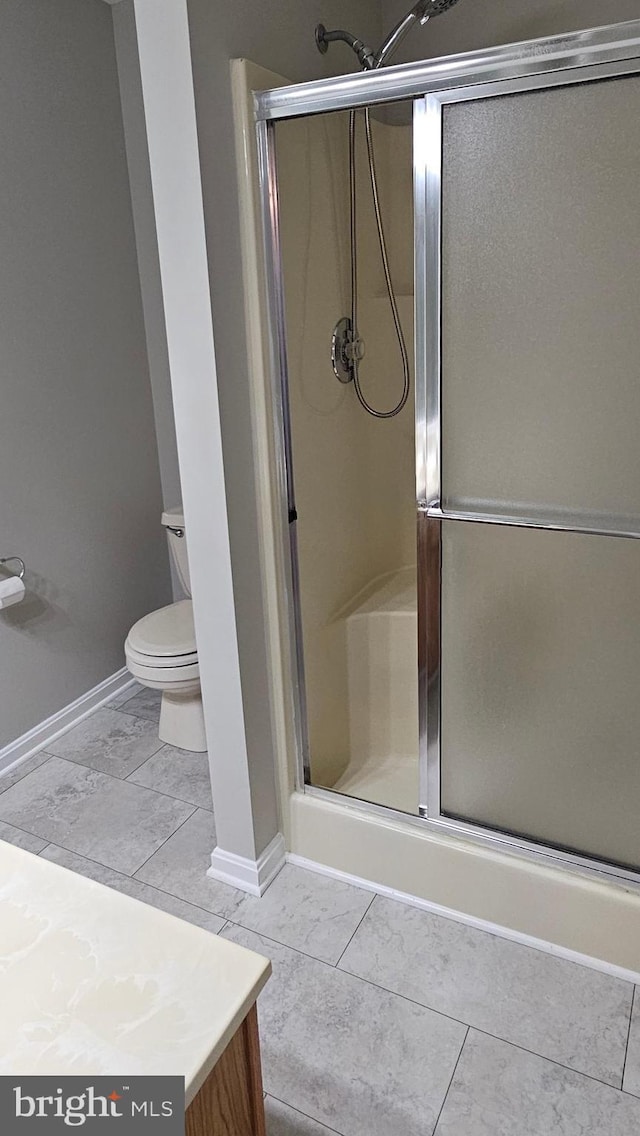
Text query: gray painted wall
377 0 640 61
0 0 171 747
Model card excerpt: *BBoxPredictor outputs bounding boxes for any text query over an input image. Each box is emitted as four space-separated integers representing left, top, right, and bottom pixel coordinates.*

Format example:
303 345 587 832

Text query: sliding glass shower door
256 18 640 881
265 102 418 814
418 68 640 873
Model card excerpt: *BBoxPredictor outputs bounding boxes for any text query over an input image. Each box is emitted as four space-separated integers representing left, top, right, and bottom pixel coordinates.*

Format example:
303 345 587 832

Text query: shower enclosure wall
238 20 640 969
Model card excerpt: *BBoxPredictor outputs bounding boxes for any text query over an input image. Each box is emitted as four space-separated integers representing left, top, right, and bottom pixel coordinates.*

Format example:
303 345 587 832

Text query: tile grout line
6 732 636 1104
0 756 60 842
131 805 199 877
224 919 620 1092
110 707 162 724
125 761 214 812
39 735 214 813
6 748 637 1105
431 1026 469 1136
222 918 346 965
117 737 169 776
0 753 56 797
289 854 640 978
126 783 213 812
333 893 377 968
213 913 640 1094
333 961 630 1095
20 820 640 1104
266 1093 347 1136
621 985 636 1091
39 751 210 813
29 816 640 1112
38 839 231 926
0 758 206 872
48 739 166 783
0 698 212 817
1 817 52 846
43 695 165 778
37 843 226 931
50 696 166 767
468 1026 629 1096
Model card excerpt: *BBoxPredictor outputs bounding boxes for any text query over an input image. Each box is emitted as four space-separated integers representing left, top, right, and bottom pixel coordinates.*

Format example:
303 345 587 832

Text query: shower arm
316 9 431 72
315 26 376 71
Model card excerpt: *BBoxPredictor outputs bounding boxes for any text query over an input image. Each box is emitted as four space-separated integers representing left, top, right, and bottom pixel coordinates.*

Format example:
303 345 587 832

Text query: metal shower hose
348 107 410 419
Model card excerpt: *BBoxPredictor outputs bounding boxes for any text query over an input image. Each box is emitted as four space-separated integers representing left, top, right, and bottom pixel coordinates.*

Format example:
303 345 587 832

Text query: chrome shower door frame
254 19 640 885
416 51 640 887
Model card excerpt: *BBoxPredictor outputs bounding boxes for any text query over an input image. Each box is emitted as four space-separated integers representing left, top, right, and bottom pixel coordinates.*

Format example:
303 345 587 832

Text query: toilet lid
127 599 196 658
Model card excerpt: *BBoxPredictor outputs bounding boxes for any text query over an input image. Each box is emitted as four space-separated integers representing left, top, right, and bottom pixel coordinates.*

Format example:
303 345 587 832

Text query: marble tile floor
1 686 640 1133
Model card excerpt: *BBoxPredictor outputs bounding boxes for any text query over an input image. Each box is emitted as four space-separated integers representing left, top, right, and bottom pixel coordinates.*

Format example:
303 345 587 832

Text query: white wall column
110 0 284 895
111 0 182 522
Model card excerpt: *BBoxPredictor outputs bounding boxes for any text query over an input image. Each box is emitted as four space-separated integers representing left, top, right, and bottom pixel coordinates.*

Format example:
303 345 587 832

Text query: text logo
1 1077 184 1134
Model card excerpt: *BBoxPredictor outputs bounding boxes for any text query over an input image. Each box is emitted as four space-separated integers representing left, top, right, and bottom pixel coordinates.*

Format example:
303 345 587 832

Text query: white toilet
124 508 206 752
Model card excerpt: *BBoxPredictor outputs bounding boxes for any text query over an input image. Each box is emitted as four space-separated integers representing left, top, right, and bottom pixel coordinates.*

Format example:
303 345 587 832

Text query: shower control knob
331 316 356 383
345 336 365 362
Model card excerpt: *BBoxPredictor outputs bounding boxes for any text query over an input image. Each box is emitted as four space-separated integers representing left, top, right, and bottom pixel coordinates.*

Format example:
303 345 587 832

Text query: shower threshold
333 751 418 814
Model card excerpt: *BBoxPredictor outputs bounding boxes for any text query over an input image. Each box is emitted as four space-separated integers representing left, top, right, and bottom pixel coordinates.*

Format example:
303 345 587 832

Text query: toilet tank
161 507 191 596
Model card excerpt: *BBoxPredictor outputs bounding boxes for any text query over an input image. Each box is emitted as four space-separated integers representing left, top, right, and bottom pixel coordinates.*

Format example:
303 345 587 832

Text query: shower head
315 0 461 71
375 0 462 67
416 0 461 18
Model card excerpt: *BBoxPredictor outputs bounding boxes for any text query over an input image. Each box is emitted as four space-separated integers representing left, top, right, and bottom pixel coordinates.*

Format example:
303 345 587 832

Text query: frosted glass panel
441 77 640 523
274 105 418 813
440 522 640 868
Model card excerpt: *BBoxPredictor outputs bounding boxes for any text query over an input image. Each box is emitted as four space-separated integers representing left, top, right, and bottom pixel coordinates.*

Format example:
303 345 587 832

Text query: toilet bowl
124 509 206 752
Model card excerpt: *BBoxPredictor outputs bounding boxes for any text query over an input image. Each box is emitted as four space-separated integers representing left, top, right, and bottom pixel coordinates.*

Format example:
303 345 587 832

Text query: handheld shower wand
315 0 462 418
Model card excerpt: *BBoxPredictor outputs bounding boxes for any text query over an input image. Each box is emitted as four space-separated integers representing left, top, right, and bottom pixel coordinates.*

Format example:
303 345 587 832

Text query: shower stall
251 18 640 897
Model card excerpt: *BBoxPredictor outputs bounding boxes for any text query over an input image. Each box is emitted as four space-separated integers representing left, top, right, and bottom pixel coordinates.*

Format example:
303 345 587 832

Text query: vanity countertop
0 840 271 1104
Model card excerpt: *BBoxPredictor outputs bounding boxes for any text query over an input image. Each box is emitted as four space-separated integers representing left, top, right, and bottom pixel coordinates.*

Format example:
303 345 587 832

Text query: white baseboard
0 668 135 780
208 832 286 897
287 852 640 986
